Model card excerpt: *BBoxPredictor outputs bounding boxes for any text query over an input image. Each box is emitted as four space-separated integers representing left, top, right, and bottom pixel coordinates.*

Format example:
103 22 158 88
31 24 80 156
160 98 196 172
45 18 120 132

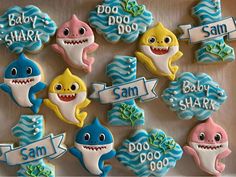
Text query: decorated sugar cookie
0 115 67 176
184 118 231 176
0 54 46 113
52 15 98 72
89 0 153 43
0 5 57 53
135 23 183 81
116 129 183 177
162 72 227 121
90 56 158 126
44 68 90 127
70 118 116 177
179 0 236 63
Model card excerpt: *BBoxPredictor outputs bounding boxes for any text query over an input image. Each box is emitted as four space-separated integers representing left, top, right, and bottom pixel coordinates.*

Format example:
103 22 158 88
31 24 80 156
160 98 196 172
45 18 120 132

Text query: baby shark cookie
89 0 153 43
0 54 46 113
52 15 98 72
44 68 90 127
70 118 116 177
184 118 231 176
116 129 183 177
179 0 235 63
0 5 57 53
135 23 183 80
162 72 227 121
0 115 67 177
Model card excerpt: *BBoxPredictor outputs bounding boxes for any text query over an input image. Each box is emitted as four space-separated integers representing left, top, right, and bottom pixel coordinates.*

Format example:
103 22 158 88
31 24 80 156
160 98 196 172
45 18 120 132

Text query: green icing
148 132 176 154
25 164 52 177
123 0 144 16
119 103 143 126
206 42 234 60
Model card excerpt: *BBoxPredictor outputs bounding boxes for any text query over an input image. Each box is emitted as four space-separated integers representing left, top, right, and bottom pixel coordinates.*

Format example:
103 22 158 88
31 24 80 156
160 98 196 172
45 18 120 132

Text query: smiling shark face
188 118 229 175
3 54 42 107
48 68 88 123
74 118 114 175
56 15 95 67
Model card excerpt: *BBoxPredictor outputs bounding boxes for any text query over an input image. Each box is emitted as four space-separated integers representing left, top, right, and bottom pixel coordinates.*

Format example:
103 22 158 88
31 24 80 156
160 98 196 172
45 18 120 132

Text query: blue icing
11 115 54 177
106 56 144 126
162 72 227 121
0 53 46 113
69 118 116 177
0 5 57 53
89 0 153 43
193 0 234 63
116 129 183 177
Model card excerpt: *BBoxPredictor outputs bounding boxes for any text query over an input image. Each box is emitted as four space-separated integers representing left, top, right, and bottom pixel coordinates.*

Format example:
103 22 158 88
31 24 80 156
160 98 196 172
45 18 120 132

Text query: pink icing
188 118 228 144
56 14 94 38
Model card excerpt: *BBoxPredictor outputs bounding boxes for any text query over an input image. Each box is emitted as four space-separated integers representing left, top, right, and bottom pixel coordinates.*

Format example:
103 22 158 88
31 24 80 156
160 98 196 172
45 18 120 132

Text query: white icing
140 45 179 74
190 141 228 175
97 5 118 15
4 75 41 107
8 13 37 28
56 36 94 68
75 142 114 175
48 91 87 124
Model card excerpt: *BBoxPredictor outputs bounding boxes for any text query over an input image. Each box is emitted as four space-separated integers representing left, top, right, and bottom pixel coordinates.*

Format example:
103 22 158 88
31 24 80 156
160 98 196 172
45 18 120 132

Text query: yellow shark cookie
135 23 183 80
44 68 90 127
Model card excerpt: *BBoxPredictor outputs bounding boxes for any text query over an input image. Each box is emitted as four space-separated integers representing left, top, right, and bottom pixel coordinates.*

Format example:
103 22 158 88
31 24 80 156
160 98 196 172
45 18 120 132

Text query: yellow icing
135 23 183 80
44 68 90 127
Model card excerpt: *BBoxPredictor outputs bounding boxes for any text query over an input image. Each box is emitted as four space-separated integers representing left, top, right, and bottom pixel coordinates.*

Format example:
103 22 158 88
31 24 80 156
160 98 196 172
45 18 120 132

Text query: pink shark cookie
52 15 99 72
184 118 231 176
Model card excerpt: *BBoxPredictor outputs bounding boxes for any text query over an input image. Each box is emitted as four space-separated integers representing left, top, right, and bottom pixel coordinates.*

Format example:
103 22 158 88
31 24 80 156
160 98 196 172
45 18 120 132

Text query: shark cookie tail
101 165 112 177
31 98 43 113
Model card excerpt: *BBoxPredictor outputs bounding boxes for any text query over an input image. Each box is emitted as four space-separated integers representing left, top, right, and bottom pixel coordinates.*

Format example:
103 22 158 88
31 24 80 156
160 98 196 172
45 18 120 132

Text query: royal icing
44 68 90 127
162 72 227 121
179 0 236 63
116 129 183 176
0 5 57 53
90 55 158 126
70 118 116 177
52 15 98 72
89 0 153 43
184 118 231 176
135 23 183 81
0 54 46 113
0 115 67 177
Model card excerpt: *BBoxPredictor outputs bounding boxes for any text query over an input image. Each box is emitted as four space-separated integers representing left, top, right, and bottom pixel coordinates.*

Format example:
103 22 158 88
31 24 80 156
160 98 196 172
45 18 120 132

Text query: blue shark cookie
90 56 158 126
70 118 116 177
0 5 57 53
179 0 235 63
0 54 46 113
162 72 227 120
89 0 153 43
0 115 67 177
116 129 183 177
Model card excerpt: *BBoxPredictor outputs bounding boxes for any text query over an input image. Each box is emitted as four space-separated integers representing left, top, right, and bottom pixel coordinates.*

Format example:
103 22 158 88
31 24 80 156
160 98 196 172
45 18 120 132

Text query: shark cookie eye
164 36 172 44
63 28 70 36
11 68 17 76
215 133 222 142
99 133 105 141
26 67 32 75
84 133 90 141
79 27 86 35
148 37 156 44
55 84 62 91
71 83 79 91
199 132 205 141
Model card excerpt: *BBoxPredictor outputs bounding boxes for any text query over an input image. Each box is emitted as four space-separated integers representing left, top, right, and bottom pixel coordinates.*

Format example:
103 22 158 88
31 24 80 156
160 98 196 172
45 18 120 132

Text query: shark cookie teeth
135 23 183 81
0 54 46 113
70 118 116 177
44 68 90 128
52 15 99 73
184 118 231 176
